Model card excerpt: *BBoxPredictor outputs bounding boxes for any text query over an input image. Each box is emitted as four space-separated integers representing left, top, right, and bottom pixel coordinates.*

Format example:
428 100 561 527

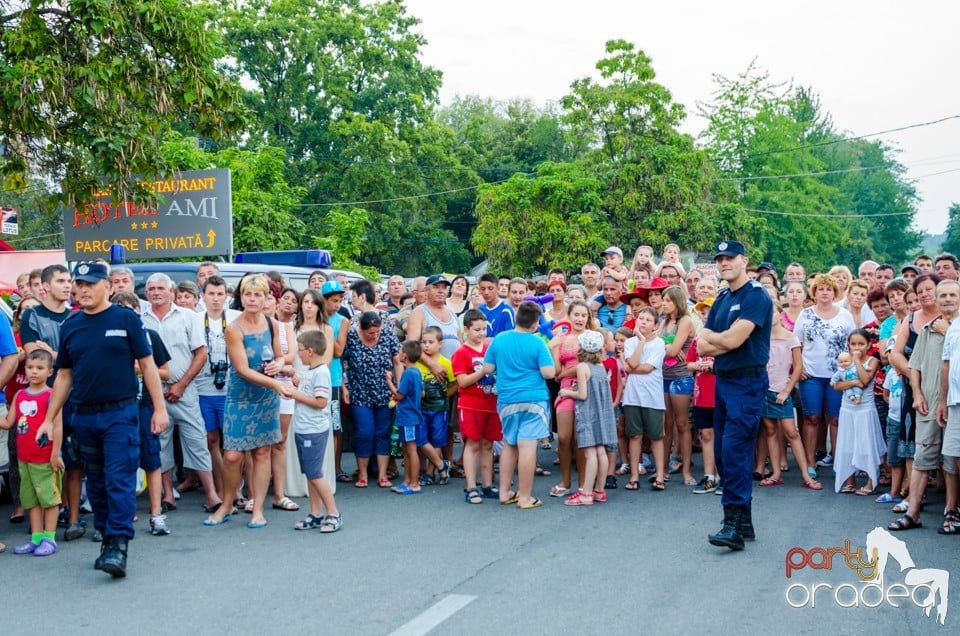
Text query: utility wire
741 114 960 160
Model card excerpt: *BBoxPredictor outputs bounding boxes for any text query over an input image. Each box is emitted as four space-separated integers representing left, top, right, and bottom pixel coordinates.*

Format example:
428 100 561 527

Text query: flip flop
517 498 542 509
202 502 223 513
354 479 368 488
336 472 353 483
840 484 857 494
500 492 519 505
247 519 268 529
802 480 823 491
855 487 877 496
759 477 784 487
203 514 232 527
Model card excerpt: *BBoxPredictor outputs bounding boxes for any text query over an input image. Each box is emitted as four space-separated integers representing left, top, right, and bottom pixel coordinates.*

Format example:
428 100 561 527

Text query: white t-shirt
941 320 960 406
622 336 665 410
793 306 856 378
883 368 903 422
293 364 332 434
194 309 242 396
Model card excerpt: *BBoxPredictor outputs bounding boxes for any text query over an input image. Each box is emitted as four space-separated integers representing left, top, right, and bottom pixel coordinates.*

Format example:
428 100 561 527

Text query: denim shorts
763 391 796 420
664 375 694 396
798 377 841 418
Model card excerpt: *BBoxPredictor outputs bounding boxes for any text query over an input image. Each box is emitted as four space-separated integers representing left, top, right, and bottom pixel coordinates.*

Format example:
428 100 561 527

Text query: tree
942 203 960 257
214 0 475 274
0 179 61 249
473 162 607 275
159 134 305 253
698 65 921 271
0 1 245 204
560 40 755 254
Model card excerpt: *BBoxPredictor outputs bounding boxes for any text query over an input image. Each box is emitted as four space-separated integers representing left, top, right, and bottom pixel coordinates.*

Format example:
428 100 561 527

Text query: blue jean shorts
798 377 841 419
885 416 905 467
665 375 694 396
763 391 796 420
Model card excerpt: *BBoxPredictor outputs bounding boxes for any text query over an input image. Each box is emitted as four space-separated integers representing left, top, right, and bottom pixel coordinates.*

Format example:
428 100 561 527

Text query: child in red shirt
1 350 63 556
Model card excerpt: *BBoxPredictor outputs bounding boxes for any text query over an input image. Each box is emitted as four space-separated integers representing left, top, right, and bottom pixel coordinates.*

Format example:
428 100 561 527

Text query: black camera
211 361 228 390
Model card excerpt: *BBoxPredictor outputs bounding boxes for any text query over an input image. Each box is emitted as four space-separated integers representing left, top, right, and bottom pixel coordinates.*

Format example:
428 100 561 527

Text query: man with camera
196 275 240 504
141 273 221 514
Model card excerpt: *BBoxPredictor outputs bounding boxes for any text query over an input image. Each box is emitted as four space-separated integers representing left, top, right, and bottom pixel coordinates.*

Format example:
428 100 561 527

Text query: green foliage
213 0 472 274
560 40 753 253
942 203 960 257
0 0 245 206
0 180 62 250
699 64 921 271
473 162 607 275
159 134 305 254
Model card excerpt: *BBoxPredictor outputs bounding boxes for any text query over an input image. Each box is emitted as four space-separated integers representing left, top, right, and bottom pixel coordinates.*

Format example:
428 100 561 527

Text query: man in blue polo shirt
40 262 169 577
696 240 772 551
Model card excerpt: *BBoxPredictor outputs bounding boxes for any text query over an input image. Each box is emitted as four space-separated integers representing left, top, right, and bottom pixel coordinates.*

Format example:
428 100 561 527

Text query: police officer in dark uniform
38 262 169 577
696 241 772 551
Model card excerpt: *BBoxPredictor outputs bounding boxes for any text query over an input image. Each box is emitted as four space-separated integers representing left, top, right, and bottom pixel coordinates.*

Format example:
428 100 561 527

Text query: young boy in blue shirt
386 340 449 494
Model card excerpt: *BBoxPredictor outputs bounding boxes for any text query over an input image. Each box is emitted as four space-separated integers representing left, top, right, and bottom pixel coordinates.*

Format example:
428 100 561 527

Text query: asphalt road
2 447 958 635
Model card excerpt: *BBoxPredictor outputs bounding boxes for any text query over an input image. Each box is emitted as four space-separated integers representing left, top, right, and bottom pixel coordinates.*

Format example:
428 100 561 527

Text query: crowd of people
3 243 960 576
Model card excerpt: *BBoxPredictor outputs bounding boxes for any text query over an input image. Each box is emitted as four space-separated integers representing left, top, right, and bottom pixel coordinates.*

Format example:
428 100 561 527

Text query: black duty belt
74 397 137 415
715 366 766 379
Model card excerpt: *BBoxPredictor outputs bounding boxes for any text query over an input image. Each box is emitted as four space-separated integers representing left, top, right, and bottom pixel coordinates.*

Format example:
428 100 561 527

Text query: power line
741 114 960 160
740 206 911 219
294 175 522 207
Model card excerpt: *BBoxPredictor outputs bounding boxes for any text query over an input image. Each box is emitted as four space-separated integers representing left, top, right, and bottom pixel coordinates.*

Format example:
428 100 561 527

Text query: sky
405 0 959 235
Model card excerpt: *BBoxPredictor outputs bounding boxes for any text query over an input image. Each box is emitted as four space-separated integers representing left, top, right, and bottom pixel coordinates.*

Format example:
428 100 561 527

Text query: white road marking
388 594 477 636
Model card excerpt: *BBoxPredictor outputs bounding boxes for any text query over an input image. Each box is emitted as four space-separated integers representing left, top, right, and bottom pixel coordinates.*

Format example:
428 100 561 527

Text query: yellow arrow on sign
206 229 216 248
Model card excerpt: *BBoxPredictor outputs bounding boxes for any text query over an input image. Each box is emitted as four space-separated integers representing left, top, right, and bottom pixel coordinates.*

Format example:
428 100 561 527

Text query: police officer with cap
696 240 772 551
39 262 169 577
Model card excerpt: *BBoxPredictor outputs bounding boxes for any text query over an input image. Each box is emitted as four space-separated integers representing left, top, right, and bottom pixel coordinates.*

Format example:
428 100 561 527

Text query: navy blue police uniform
705 245 772 514
57 283 152 543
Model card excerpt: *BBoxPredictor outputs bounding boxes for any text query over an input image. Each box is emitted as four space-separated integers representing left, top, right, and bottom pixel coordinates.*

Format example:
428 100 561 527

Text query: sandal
802 480 823 491
892 500 911 514
939 510 960 535
244 499 255 513
437 460 451 485
549 484 571 498
272 497 300 511
481 485 499 499
651 480 666 491
760 477 784 487
540 439 552 450
449 464 466 478
336 472 353 483
840 484 857 494
592 489 608 503
419 474 435 486
294 514 324 530
605 475 617 490
874 492 902 504
319 514 342 533
378 478 393 489
465 487 484 504
500 491 519 505
354 479 368 488
534 465 552 477
888 514 922 531
615 463 630 476
855 487 877 496
624 480 639 491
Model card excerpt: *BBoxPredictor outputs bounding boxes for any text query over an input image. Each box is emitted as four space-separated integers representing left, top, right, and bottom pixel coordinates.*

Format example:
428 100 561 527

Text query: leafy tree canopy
0 0 245 205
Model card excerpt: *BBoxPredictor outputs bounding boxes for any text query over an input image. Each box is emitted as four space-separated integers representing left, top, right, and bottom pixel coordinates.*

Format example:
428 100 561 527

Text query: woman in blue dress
204 275 292 529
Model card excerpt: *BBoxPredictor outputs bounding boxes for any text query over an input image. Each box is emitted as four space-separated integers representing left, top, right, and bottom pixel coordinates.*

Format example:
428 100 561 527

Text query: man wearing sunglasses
597 277 628 329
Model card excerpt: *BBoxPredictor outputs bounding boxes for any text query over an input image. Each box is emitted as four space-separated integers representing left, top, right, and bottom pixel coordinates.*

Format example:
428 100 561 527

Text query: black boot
94 536 111 571
100 536 128 578
709 505 745 550
738 502 755 541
